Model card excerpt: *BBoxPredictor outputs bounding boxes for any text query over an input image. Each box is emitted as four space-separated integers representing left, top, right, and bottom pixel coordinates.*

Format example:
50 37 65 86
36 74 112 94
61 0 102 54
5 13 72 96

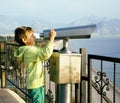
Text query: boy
14 26 56 103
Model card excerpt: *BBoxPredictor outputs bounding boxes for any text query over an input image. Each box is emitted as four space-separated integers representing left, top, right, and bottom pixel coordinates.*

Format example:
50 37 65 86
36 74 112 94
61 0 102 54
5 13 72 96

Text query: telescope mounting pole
56 38 72 103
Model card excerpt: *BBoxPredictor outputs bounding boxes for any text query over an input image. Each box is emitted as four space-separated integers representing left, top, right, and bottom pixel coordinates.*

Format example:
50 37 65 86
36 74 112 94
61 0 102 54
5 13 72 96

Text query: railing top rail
88 54 120 63
6 43 20 46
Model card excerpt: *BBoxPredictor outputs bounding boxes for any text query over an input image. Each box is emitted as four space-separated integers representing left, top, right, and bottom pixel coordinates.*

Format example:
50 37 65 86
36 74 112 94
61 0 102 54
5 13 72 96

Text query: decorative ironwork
94 71 110 96
43 60 50 74
47 89 54 103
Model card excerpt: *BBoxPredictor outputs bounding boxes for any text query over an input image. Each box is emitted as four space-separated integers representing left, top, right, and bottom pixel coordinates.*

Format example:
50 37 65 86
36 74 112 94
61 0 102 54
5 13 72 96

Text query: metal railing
1 40 120 103
88 54 120 103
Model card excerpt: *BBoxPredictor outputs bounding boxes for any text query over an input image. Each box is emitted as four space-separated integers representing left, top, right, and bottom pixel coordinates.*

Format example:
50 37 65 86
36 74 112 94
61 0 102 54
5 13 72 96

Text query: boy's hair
14 26 34 45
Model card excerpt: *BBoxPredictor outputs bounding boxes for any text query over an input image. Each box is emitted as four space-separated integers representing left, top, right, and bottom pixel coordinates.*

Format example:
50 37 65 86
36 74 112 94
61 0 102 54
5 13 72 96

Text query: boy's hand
49 29 56 42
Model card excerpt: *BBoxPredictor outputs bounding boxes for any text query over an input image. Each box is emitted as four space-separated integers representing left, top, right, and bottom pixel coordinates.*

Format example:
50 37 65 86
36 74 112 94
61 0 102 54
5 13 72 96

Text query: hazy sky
0 0 120 24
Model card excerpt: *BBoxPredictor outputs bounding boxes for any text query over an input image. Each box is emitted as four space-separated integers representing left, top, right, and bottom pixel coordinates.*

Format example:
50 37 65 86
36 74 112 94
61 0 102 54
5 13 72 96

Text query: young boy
14 26 56 103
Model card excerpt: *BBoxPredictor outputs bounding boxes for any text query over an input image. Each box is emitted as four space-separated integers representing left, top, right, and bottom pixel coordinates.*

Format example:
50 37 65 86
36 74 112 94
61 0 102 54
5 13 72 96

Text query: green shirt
14 41 54 89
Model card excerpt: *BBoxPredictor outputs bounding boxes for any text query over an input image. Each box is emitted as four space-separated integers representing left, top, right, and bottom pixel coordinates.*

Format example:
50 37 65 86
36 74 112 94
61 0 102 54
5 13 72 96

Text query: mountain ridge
0 15 120 37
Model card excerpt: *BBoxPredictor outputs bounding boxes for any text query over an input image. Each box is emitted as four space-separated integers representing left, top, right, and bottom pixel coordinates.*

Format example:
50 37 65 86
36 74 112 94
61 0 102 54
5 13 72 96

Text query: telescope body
41 24 96 39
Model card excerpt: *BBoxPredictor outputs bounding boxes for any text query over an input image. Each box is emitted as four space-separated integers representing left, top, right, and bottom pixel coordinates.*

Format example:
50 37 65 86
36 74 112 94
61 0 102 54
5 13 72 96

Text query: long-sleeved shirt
14 41 54 89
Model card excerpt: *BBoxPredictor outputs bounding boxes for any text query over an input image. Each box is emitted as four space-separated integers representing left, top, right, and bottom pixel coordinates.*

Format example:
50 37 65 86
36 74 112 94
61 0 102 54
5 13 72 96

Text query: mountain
0 15 55 34
98 19 120 36
0 15 120 38
67 16 120 37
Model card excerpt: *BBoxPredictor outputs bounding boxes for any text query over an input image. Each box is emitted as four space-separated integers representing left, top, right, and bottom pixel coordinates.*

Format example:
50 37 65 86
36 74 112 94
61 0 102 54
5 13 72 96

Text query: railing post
1 67 6 88
0 42 6 88
79 48 87 103
88 55 92 103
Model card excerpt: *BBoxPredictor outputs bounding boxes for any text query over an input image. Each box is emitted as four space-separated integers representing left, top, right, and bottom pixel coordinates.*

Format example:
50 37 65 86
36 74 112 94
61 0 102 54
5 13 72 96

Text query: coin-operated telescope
41 24 96 103
41 24 96 53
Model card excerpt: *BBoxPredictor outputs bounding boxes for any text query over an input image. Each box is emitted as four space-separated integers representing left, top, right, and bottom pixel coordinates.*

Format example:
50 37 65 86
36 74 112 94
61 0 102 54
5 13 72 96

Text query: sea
69 37 120 88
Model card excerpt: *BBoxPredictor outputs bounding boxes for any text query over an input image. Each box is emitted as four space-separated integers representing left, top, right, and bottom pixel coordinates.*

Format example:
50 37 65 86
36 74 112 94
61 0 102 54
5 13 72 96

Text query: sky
0 0 120 24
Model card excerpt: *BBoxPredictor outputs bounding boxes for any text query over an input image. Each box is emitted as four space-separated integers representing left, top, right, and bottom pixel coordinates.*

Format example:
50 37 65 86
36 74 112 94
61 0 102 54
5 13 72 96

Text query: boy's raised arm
49 29 56 43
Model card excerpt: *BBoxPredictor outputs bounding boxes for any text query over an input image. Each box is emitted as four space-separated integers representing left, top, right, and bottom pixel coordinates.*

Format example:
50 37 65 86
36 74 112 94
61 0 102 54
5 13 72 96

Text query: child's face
23 32 36 46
